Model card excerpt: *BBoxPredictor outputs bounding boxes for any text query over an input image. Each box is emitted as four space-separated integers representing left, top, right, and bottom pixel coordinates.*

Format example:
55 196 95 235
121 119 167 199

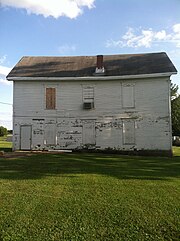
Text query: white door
20 125 32 150
45 124 56 145
83 120 95 145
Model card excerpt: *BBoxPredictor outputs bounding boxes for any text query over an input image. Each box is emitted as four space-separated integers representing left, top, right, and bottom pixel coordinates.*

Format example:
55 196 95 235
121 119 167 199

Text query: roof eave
7 72 177 81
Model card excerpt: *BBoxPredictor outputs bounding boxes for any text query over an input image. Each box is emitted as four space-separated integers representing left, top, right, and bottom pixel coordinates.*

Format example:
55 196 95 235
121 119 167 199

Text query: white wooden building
7 52 177 156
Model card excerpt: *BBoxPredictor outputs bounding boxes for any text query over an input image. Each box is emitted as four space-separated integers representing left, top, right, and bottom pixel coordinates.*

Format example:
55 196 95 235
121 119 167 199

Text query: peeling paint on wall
12 78 172 155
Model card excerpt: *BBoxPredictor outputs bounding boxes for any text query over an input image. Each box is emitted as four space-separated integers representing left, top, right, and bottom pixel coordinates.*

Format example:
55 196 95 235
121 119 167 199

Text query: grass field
0 136 12 152
0 140 180 240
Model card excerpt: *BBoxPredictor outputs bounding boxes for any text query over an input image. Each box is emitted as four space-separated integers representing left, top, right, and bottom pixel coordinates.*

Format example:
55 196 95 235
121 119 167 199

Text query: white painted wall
12 77 172 154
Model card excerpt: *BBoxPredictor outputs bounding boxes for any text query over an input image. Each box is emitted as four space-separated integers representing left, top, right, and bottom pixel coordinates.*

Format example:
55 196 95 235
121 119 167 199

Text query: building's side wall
13 77 172 154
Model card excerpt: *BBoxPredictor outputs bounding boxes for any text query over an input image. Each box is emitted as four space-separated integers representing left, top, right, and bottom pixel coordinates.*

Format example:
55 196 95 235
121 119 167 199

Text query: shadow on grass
0 152 180 181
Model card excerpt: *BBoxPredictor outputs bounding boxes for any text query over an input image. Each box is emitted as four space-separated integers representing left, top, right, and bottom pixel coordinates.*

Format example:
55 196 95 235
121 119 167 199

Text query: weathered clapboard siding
14 81 123 116
12 76 172 153
14 79 170 114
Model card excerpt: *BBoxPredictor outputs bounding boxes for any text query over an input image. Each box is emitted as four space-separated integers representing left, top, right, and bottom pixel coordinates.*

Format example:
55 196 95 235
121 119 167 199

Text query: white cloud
172 23 180 47
58 44 76 54
0 0 95 19
0 55 7 64
0 65 12 85
154 30 167 40
173 23 180 33
106 23 180 49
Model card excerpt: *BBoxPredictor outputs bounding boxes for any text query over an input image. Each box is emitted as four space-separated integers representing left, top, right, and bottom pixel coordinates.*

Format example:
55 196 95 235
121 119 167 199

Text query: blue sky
0 0 180 129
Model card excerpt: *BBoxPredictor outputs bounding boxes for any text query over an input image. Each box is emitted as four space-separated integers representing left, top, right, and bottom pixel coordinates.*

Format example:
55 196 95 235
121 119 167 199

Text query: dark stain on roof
7 52 177 79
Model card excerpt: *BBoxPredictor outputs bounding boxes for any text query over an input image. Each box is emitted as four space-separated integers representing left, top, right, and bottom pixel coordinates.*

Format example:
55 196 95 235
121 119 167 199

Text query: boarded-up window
45 123 56 145
83 86 94 109
83 120 95 145
122 84 135 108
123 120 135 144
46 88 56 109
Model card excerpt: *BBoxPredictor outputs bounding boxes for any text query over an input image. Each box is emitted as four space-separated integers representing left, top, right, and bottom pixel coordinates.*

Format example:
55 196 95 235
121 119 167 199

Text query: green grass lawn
0 136 12 152
0 146 180 240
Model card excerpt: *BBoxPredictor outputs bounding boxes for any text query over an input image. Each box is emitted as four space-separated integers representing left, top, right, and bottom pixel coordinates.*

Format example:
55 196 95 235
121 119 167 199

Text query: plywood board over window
46 88 56 109
45 123 56 145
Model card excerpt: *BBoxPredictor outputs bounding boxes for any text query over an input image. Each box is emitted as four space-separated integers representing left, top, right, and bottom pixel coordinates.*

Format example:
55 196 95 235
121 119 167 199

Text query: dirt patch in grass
0 151 34 159
0 151 68 159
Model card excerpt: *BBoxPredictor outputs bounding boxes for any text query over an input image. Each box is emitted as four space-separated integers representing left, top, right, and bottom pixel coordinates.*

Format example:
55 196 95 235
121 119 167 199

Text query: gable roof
7 52 177 80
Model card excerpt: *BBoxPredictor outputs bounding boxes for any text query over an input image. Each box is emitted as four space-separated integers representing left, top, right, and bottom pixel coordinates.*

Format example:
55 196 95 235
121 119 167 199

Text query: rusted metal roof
7 52 177 79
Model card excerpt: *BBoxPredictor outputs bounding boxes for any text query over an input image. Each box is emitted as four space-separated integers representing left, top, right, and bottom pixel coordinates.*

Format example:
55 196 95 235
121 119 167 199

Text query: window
122 84 135 108
46 87 56 109
83 86 94 109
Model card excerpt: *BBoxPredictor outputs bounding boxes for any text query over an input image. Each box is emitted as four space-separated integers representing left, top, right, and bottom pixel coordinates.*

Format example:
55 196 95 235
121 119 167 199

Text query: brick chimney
97 55 103 69
95 55 105 75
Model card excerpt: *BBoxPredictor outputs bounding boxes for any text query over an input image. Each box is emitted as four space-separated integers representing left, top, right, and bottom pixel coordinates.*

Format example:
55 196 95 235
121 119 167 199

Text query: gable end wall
12 77 172 156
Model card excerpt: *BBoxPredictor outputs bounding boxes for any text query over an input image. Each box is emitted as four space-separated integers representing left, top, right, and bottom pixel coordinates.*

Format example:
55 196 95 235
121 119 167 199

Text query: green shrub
173 136 180 146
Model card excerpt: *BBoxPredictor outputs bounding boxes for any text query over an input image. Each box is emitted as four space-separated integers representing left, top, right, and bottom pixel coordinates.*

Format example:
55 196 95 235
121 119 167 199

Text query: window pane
83 86 94 102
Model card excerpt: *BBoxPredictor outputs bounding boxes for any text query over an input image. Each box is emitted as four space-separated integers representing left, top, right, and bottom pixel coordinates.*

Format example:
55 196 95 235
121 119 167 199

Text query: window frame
82 85 95 109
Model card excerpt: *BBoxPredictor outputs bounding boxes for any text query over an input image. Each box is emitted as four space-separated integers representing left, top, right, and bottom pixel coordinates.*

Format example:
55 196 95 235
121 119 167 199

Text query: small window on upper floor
122 83 135 108
83 86 94 109
46 87 56 109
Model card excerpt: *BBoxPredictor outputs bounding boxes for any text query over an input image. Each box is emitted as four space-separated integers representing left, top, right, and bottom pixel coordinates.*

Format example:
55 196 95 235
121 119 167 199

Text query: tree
171 83 180 136
171 83 179 100
0 126 8 137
